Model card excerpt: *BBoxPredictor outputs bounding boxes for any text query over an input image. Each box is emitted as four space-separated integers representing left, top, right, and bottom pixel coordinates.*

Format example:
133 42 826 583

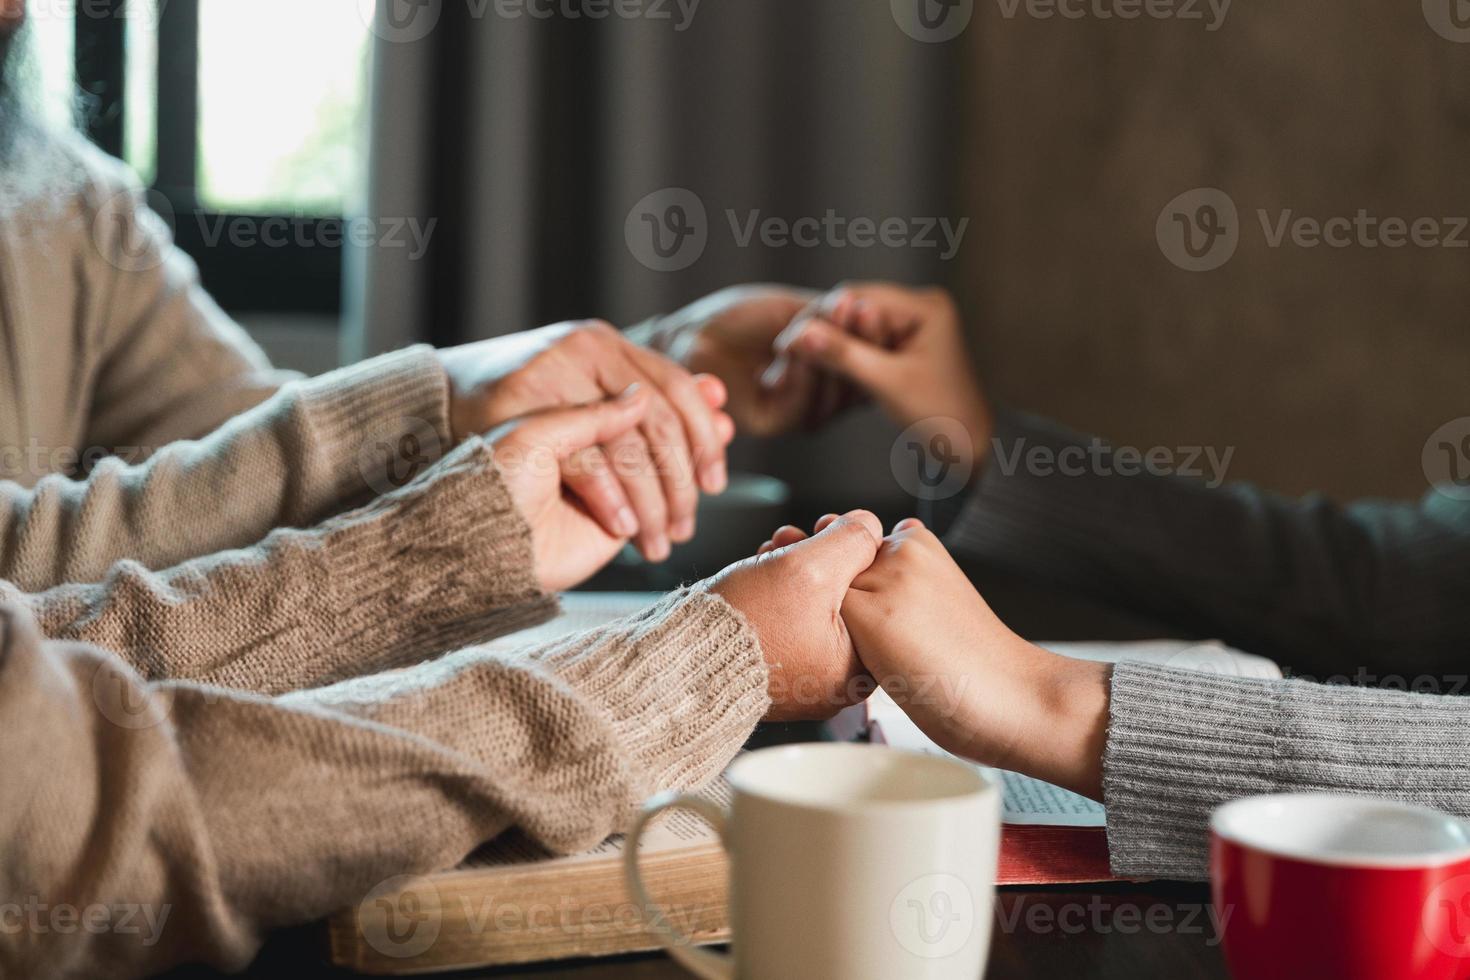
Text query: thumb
784 319 894 389
783 509 883 590
508 385 650 460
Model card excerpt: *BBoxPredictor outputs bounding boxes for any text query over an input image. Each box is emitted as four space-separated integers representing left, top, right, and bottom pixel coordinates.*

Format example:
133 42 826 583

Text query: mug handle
623 791 735 980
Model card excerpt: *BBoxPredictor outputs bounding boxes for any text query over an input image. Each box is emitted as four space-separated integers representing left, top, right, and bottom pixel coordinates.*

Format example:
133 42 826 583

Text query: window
63 0 372 314
28 6 74 131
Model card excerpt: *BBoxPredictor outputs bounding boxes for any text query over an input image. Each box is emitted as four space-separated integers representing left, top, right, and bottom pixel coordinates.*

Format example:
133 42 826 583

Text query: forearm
967 651 1470 882
2 348 452 592
2 438 556 694
945 409 1470 675
0 589 768 980
929 642 1111 802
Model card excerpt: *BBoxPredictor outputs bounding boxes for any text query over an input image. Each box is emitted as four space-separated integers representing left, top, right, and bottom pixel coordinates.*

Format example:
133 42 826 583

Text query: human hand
492 386 657 593
773 283 994 472
760 517 1110 799
439 321 735 562
706 509 884 721
635 285 868 438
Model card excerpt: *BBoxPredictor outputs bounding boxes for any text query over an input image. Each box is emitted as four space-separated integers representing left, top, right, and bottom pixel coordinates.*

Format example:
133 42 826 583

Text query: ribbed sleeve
0 585 768 978
2 438 559 695
0 347 454 592
1104 662 1470 880
944 409 1470 678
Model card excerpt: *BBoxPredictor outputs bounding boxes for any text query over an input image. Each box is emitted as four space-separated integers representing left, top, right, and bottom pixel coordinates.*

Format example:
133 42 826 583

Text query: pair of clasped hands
437 282 1110 801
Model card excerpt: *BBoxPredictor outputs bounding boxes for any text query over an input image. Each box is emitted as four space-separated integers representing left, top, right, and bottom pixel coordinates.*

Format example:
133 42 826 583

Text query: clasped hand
711 514 1112 802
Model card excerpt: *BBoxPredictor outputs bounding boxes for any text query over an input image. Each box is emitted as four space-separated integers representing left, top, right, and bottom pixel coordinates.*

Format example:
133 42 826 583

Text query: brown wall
956 0 1470 500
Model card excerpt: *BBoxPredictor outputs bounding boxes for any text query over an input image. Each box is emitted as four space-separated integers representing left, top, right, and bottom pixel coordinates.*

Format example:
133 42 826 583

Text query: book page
479 593 662 654
867 700 1106 828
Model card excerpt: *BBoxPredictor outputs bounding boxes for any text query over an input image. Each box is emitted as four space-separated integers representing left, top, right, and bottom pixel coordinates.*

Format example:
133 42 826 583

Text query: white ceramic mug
623 743 1001 980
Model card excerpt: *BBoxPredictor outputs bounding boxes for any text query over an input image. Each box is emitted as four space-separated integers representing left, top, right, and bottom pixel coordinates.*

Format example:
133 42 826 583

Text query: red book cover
998 826 1115 885
859 712 1119 886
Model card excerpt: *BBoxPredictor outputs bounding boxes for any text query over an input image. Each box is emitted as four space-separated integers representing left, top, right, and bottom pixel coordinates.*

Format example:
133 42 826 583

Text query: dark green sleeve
944 409 1470 681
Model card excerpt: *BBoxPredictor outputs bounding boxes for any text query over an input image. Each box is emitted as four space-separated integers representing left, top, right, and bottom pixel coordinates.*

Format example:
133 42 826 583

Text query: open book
326 595 1281 973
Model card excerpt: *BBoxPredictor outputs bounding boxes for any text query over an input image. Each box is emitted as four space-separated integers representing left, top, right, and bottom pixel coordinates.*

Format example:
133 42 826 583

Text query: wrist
936 641 1109 801
624 315 673 355
1031 653 1112 800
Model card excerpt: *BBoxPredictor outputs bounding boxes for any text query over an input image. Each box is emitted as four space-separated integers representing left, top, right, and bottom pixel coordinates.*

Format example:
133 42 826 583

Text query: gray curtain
347 0 964 349
344 0 967 510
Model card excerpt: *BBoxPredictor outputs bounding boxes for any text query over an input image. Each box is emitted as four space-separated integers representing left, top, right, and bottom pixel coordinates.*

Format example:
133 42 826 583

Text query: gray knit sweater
947 409 1470 879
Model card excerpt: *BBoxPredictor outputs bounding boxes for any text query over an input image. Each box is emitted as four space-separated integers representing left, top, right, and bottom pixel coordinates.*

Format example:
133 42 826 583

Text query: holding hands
440 320 735 565
648 282 994 471
734 516 1111 801
443 280 986 596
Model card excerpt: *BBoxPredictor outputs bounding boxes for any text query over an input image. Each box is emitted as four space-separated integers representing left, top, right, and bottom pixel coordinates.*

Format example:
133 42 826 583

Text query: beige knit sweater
0 137 771 979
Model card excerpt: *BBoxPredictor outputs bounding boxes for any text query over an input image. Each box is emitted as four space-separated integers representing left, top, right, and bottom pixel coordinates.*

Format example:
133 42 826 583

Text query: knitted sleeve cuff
1105 660 1470 881
199 438 558 693
1103 662 1281 880
549 586 771 795
289 581 770 854
291 346 454 517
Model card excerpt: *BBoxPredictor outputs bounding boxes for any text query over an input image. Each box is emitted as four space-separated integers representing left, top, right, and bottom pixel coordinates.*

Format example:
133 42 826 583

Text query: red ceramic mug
1211 794 1470 980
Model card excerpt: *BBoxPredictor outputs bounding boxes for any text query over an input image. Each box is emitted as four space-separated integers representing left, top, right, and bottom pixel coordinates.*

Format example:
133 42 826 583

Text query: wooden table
165 881 1229 979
